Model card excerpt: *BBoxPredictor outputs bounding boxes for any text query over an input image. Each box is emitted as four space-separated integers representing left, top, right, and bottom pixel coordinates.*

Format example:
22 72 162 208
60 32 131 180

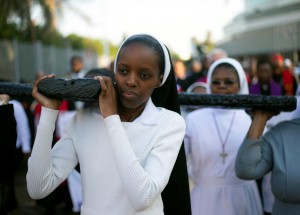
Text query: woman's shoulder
159 108 185 125
262 118 299 141
271 118 300 131
160 107 183 119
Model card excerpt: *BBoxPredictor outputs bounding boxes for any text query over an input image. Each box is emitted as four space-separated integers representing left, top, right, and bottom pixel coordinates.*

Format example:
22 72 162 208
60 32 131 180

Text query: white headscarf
113 34 171 87
206 57 249 95
186 82 207 93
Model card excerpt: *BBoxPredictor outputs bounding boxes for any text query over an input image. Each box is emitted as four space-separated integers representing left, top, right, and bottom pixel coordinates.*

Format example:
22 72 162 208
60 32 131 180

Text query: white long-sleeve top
9 100 31 153
27 99 185 215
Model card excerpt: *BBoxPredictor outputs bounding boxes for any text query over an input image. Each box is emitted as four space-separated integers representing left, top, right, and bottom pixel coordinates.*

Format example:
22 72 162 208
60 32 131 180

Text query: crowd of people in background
175 51 299 98
1 39 300 215
0 54 90 215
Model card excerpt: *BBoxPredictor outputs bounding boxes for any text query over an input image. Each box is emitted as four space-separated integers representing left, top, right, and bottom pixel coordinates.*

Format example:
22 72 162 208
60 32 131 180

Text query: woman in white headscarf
27 34 191 215
184 58 263 215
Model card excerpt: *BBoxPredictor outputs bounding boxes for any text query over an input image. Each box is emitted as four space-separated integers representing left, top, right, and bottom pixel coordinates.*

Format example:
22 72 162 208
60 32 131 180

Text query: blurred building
217 0 300 64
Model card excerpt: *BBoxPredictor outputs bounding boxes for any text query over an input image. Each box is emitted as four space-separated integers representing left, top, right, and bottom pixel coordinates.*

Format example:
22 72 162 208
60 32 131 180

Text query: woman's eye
118 68 127 74
140 72 150 79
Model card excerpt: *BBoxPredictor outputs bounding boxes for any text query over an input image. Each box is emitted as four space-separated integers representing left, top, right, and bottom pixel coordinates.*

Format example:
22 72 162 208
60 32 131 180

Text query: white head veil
113 34 171 87
206 57 249 95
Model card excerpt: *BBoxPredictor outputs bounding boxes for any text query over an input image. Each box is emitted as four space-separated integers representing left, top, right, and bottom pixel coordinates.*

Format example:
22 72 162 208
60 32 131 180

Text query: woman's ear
156 74 163 88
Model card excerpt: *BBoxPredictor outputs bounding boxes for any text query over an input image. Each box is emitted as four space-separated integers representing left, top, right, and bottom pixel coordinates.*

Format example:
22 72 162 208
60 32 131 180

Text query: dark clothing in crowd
0 104 17 214
177 70 207 91
249 80 282 96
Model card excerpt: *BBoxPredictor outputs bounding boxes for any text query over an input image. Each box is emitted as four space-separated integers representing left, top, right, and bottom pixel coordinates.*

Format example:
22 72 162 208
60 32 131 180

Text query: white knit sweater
27 99 185 215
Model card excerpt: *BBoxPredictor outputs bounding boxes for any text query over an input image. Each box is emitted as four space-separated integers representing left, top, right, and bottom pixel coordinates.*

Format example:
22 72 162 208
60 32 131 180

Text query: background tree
0 0 56 41
0 1 178 59
203 31 214 53
0 0 35 40
191 31 215 61
0 0 120 57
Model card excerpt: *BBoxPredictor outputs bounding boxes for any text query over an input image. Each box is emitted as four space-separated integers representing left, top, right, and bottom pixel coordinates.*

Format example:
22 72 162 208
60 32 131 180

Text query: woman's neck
118 104 146 122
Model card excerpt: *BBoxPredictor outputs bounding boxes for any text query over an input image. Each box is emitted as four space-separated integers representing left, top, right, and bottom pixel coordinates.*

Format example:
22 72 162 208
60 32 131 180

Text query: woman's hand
32 74 61 110
247 109 280 140
250 109 280 121
94 76 118 118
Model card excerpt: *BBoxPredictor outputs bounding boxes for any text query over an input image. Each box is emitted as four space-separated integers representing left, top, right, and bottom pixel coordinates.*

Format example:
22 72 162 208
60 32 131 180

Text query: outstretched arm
235 110 278 180
247 110 275 140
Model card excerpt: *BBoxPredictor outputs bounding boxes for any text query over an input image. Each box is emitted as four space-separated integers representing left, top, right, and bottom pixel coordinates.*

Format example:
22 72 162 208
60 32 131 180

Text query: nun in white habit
184 58 264 215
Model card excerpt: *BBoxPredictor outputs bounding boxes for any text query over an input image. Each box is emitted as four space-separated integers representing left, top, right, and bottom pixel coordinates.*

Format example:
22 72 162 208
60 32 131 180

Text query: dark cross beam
0 79 297 112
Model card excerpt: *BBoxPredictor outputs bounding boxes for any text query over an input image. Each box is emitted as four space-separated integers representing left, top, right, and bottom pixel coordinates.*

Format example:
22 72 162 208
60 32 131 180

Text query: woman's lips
122 90 137 99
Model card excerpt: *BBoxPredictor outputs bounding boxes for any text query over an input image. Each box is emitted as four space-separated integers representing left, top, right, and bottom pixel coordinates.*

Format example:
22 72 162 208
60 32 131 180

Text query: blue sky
56 0 244 59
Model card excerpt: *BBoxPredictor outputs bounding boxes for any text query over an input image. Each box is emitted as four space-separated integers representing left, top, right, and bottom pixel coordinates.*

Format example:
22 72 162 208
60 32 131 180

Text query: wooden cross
220 151 228 164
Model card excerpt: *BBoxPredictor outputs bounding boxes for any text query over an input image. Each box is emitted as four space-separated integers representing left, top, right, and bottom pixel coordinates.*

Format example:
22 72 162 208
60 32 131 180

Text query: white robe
184 108 263 215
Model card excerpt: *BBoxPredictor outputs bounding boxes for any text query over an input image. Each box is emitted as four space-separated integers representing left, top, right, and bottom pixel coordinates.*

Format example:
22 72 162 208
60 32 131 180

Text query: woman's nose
126 73 137 87
219 82 227 87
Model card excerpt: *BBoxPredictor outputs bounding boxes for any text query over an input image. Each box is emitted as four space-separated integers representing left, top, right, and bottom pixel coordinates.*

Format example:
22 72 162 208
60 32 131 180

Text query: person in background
284 58 296 79
19 97 35 148
294 62 300 85
249 60 282 96
65 55 87 79
248 60 281 214
235 107 300 215
27 34 191 215
173 59 187 92
271 53 297 96
186 59 203 77
177 59 205 91
64 55 87 111
180 81 208 119
0 94 31 213
7 96 31 157
206 48 228 68
0 99 17 215
179 49 228 92
186 82 207 94
184 58 263 215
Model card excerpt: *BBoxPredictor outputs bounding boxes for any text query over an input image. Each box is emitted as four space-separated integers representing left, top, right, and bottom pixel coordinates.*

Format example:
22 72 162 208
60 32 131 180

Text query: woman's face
71 59 83 73
210 66 240 94
192 86 206 94
257 63 272 84
115 43 163 109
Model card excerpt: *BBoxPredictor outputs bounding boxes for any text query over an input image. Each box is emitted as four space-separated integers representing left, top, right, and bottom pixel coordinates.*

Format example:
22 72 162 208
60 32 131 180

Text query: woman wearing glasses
184 58 263 215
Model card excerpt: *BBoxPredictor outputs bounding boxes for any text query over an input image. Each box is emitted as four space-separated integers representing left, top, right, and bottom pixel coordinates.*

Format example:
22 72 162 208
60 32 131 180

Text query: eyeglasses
211 79 239 86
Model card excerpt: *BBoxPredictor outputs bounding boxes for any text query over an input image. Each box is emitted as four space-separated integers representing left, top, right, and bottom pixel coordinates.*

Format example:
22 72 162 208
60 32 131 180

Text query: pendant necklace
212 112 236 164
